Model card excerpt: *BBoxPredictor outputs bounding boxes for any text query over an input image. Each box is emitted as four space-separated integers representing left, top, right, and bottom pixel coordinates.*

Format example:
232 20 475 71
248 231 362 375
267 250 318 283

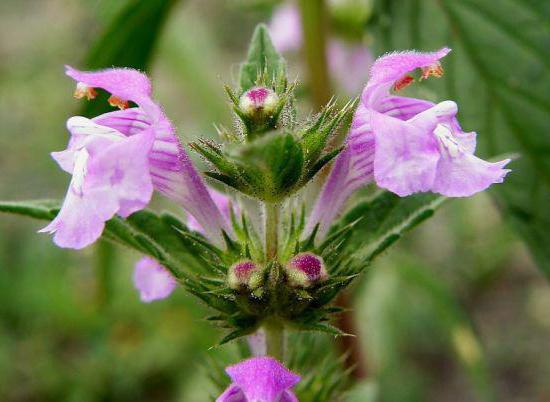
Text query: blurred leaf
396 261 496 402
0 199 204 277
340 191 446 263
239 23 286 91
363 258 496 402
81 0 180 117
371 0 550 277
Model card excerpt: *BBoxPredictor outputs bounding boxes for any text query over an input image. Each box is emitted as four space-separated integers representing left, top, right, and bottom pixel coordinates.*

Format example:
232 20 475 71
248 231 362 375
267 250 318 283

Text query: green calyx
190 23 357 202
191 100 356 202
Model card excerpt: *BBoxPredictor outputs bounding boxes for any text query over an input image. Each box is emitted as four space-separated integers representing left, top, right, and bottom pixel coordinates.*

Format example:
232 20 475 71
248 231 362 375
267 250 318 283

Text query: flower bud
285 252 328 288
228 260 263 290
238 86 279 118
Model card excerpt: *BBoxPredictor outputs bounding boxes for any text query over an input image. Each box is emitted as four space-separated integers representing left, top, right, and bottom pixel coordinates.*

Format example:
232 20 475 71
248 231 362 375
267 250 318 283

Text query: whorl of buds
285 252 328 288
228 260 263 290
238 86 279 119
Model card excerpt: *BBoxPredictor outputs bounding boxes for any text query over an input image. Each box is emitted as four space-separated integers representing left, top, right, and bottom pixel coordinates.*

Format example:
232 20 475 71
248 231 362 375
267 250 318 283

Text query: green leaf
364 258 496 401
340 191 446 263
0 199 58 220
0 199 205 277
370 0 550 276
239 24 286 91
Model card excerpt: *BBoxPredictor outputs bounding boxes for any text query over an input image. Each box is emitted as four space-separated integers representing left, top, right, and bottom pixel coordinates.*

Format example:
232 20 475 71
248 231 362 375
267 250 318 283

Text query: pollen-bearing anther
108 95 130 110
73 82 97 100
393 74 414 91
421 62 444 80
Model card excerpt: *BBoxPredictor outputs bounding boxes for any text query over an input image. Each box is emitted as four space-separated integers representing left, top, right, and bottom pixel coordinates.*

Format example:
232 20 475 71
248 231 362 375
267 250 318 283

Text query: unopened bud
239 86 279 118
228 260 263 290
285 252 328 288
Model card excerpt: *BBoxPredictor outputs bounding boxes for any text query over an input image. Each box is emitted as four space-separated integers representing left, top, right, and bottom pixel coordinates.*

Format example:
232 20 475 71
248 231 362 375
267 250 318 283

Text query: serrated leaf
0 199 207 276
339 191 446 263
371 0 550 276
239 24 286 91
217 327 256 346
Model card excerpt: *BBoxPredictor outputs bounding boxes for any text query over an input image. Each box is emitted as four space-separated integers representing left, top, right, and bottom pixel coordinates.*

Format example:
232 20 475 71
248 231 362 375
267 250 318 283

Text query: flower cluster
36 23 509 402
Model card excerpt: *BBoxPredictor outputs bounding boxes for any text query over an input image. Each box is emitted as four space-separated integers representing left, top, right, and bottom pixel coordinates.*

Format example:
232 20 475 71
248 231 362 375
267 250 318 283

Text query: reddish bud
285 252 328 288
238 86 279 117
228 260 263 290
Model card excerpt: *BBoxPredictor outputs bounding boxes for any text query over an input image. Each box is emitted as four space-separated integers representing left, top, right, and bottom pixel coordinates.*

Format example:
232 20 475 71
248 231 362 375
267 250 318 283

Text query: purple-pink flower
217 357 300 402
307 48 510 238
187 187 235 234
268 2 372 94
41 67 229 249
133 257 176 302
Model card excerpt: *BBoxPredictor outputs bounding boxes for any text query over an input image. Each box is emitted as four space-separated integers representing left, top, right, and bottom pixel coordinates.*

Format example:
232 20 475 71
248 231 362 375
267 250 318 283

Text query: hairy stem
298 0 332 108
264 320 285 361
264 202 280 261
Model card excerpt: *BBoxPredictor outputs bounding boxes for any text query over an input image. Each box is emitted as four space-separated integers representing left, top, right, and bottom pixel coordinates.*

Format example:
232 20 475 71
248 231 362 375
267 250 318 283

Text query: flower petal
41 129 154 249
187 188 236 234
216 385 246 402
88 130 155 217
363 48 451 106
280 391 299 402
65 66 152 105
432 149 510 197
39 149 119 249
93 107 230 245
225 357 300 402
372 110 440 196
133 257 176 303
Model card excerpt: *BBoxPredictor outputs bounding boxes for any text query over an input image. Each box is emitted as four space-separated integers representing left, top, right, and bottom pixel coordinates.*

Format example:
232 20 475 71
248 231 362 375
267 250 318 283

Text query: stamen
393 75 414 91
108 95 129 110
420 62 444 80
74 82 97 100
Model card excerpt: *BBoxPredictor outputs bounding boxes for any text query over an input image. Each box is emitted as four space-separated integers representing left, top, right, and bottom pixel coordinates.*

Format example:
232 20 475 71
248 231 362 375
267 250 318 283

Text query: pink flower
133 257 176 302
41 67 229 249
268 3 303 53
187 188 236 234
217 357 300 402
268 3 373 94
307 48 510 238
327 40 373 94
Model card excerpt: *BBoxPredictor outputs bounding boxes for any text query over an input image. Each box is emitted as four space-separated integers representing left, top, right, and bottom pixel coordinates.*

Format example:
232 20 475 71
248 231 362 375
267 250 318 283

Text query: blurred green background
0 0 549 401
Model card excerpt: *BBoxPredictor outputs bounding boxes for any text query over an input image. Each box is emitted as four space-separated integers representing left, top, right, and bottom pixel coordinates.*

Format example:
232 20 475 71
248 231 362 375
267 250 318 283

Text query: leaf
370 0 550 276
364 256 495 401
0 200 58 221
340 191 446 263
239 24 286 91
0 199 204 277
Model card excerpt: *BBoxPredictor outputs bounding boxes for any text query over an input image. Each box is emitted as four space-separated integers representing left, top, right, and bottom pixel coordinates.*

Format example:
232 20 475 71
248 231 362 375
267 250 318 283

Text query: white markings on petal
67 116 126 142
434 124 463 158
70 148 89 196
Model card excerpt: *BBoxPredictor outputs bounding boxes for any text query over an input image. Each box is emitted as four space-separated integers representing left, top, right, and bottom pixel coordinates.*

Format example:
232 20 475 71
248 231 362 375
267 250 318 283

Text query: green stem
95 240 115 310
298 0 331 108
264 202 280 261
264 321 285 361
